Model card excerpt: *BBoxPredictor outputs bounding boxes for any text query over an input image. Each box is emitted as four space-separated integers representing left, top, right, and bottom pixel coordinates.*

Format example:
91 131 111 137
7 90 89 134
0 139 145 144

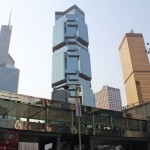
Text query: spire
130 28 134 33
8 8 12 26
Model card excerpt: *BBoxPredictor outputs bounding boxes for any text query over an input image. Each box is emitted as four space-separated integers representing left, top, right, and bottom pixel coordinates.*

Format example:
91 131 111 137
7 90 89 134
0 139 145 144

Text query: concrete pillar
125 118 129 130
45 106 49 123
110 116 113 129
92 114 95 135
27 103 30 122
71 111 74 126
90 139 94 150
147 118 150 132
85 138 94 150
147 142 150 150
56 138 61 150
66 144 74 150
16 102 20 120
139 120 142 131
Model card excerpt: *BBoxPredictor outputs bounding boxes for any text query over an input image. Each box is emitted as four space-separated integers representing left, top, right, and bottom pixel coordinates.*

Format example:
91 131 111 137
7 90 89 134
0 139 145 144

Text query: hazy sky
0 0 150 106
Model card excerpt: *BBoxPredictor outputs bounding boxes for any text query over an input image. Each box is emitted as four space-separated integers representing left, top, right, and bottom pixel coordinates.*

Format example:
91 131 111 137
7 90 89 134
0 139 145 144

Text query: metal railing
121 100 150 111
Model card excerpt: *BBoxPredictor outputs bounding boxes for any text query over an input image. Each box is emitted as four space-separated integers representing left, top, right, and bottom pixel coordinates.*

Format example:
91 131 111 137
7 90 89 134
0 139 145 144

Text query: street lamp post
63 85 82 150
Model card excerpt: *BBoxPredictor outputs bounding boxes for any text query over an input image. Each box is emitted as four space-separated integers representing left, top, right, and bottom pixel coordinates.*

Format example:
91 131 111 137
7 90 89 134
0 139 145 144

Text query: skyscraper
96 86 122 111
51 5 95 107
119 31 150 106
0 21 19 93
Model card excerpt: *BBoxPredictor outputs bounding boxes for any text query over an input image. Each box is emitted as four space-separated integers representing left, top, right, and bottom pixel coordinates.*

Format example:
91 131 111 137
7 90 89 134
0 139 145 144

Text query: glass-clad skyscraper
51 5 95 107
119 31 150 106
0 22 19 93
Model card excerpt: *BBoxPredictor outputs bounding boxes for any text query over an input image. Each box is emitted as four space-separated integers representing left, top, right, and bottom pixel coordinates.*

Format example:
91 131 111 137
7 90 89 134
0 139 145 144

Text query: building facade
51 5 95 107
0 23 19 93
119 32 150 106
96 86 122 111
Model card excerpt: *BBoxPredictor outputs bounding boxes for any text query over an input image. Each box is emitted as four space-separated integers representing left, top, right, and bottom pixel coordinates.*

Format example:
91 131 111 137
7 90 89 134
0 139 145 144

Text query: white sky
0 0 150 106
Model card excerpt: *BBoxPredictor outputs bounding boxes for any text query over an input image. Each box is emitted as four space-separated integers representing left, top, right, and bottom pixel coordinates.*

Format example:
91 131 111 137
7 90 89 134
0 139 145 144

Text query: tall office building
51 5 95 107
0 21 19 93
119 31 150 106
96 86 122 111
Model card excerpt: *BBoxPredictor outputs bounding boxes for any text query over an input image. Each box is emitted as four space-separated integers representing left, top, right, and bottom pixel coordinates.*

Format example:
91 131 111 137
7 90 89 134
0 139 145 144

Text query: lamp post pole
76 93 82 150
63 85 82 150
78 116 82 150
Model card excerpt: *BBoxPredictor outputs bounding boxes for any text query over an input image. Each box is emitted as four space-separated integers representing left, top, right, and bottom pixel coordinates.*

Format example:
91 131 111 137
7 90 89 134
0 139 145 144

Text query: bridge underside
23 133 150 150
1 128 149 150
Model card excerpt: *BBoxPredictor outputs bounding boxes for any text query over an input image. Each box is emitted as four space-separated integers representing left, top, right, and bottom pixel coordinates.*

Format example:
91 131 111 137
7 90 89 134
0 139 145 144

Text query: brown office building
119 32 150 106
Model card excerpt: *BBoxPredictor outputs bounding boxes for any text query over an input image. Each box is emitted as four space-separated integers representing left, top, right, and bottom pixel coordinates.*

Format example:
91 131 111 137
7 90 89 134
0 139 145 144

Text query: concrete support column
110 116 113 129
92 114 95 135
16 102 20 120
147 142 150 150
27 103 30 122
90 139 94 150
56 138 61 150
85 138 94 150
71 111 74 126
125 118 129 130
147 118 150 132
139 120 142 131
45 106 49 123
66 144 74 150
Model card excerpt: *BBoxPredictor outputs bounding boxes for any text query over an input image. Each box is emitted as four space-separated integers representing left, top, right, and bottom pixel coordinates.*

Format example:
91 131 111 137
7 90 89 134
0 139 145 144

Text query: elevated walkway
0 90 150 149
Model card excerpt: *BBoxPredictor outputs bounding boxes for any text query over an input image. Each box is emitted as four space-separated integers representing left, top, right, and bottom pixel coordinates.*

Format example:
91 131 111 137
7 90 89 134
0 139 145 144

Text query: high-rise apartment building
0 22 19 93
119 32 150 106
51 5 95 107
96 86 122 111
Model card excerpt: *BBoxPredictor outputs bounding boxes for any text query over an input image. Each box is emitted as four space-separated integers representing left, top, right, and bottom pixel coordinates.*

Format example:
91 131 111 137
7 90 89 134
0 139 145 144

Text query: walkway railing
121 100 150 111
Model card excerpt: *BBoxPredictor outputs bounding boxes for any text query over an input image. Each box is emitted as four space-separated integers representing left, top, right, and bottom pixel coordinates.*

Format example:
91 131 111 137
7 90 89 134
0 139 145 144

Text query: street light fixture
63 85 82 150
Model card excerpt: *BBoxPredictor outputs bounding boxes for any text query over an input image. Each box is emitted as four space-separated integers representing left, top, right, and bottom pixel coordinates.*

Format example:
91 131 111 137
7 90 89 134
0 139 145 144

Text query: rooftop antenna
8 8 12 26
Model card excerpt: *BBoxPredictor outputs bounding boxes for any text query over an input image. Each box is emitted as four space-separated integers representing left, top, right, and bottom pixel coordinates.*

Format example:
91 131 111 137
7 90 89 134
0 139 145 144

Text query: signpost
63 84 82 150
75 102 82 117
